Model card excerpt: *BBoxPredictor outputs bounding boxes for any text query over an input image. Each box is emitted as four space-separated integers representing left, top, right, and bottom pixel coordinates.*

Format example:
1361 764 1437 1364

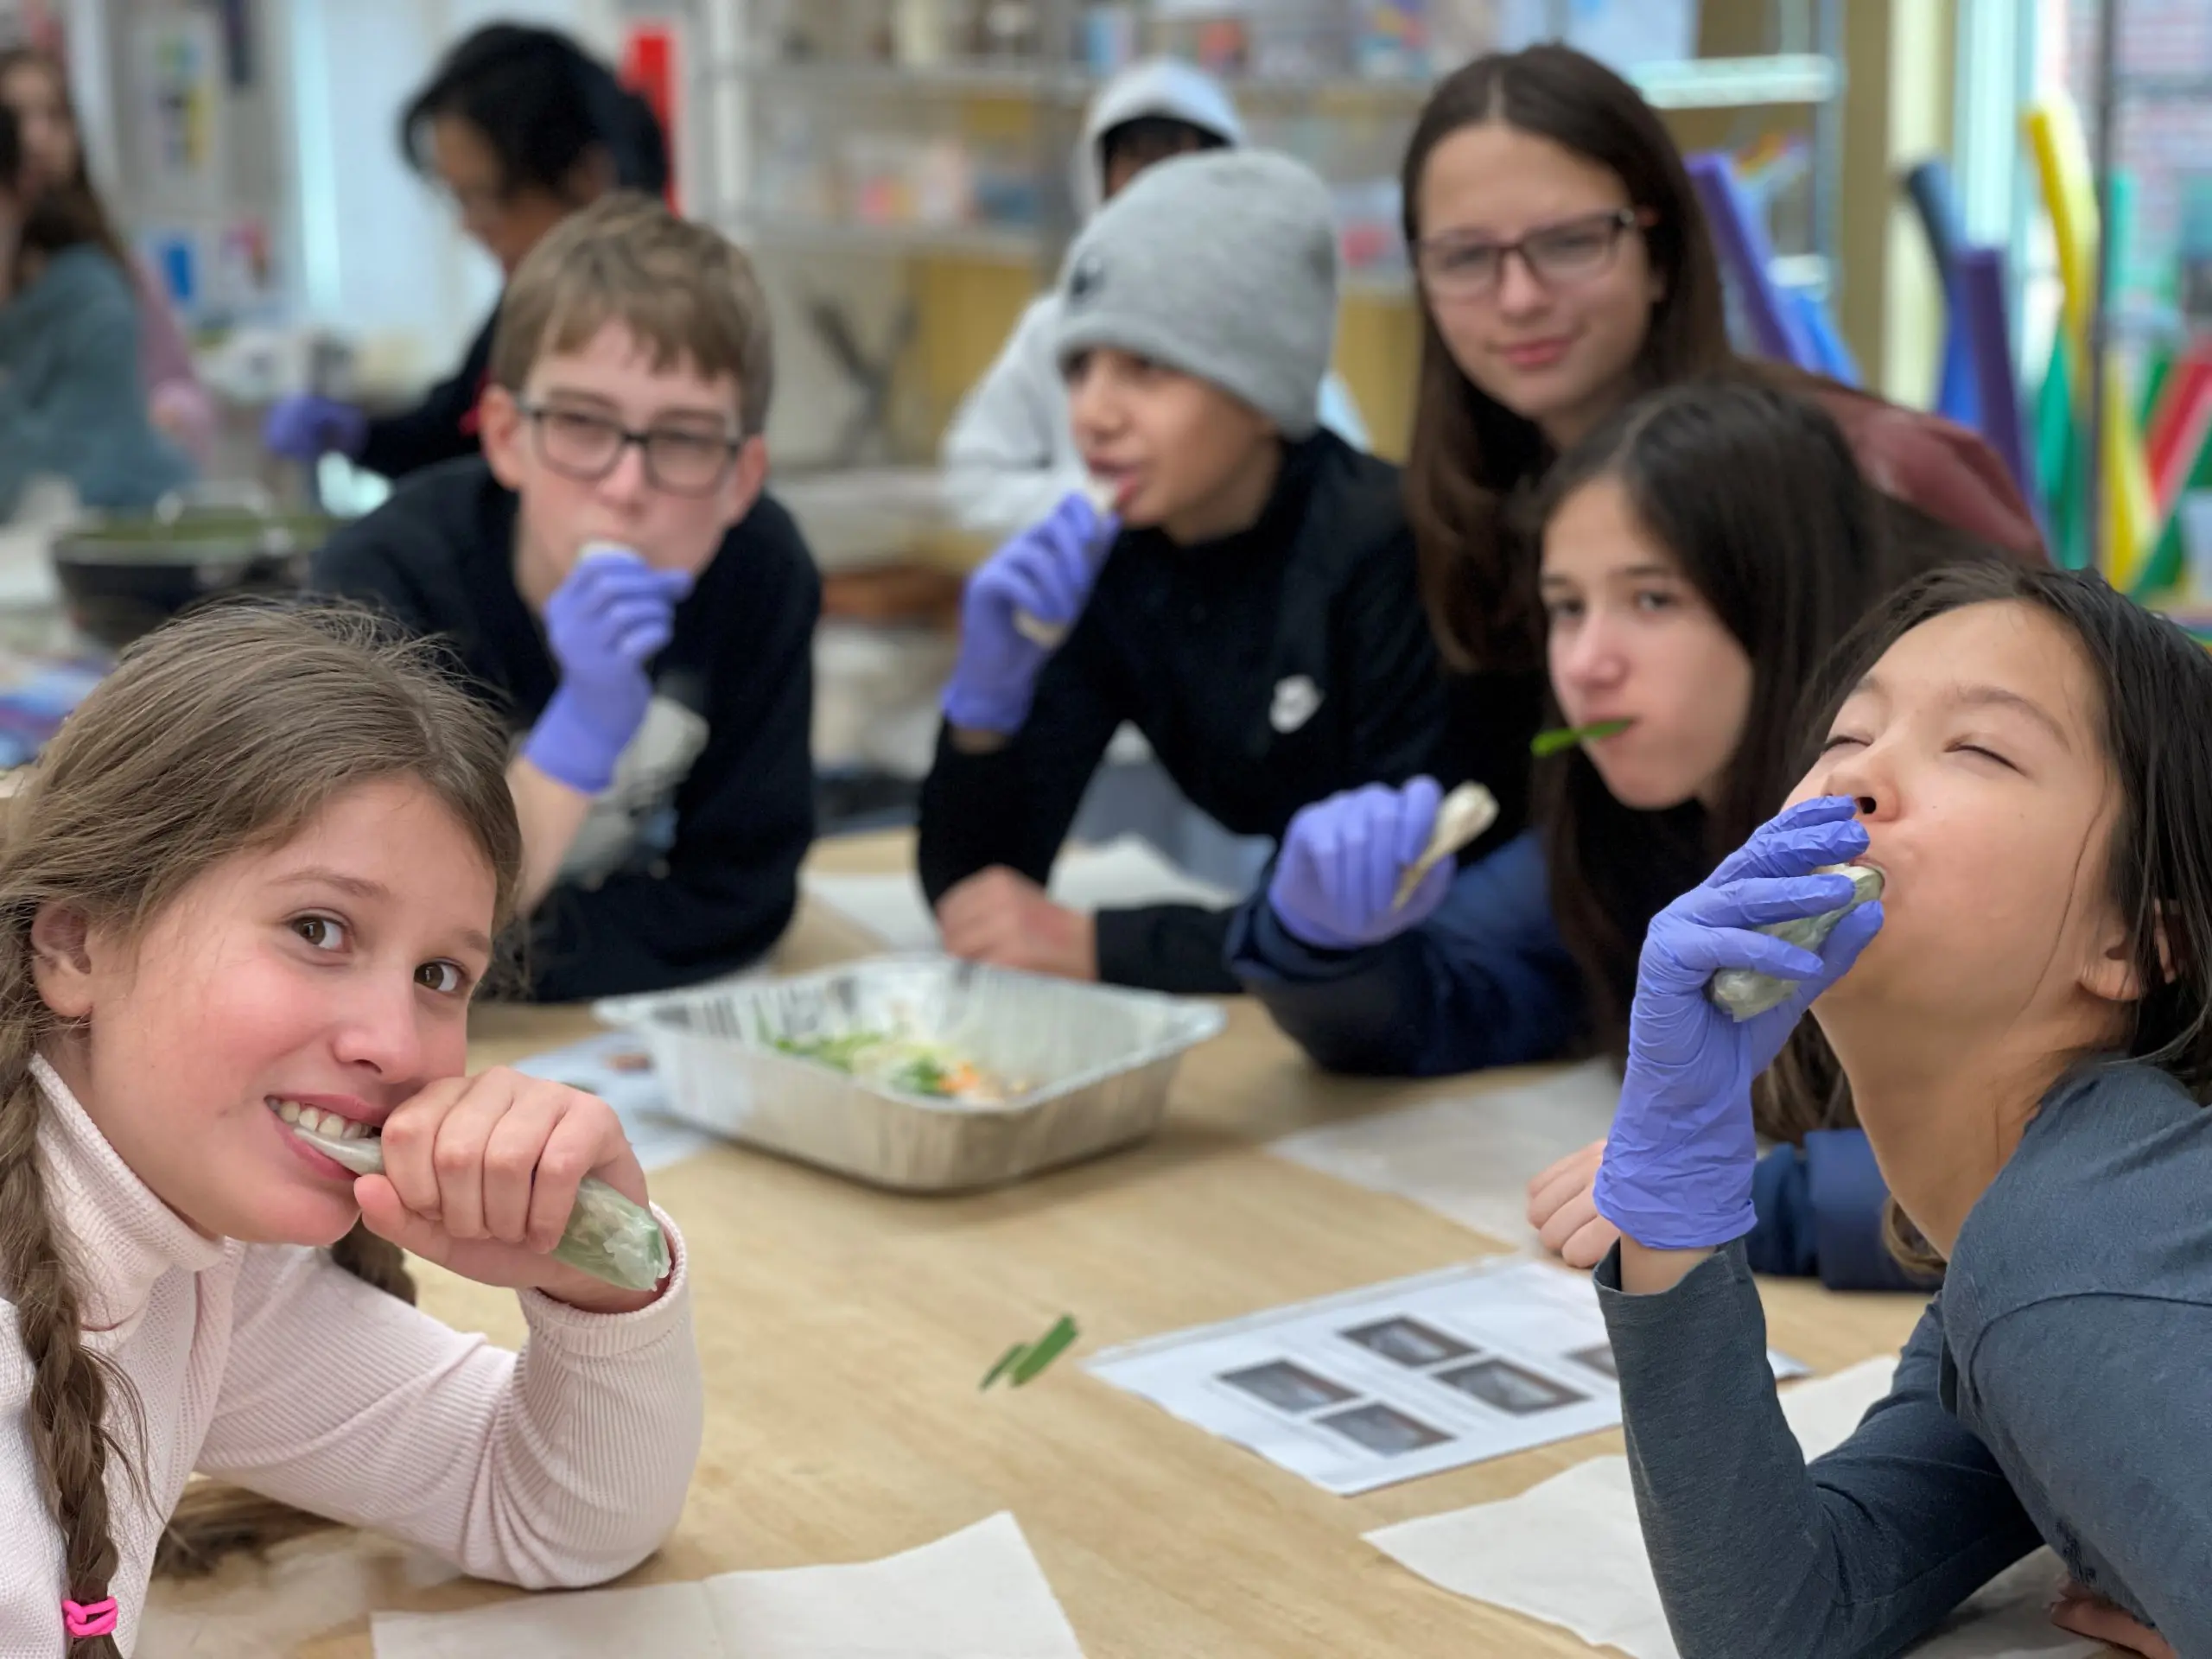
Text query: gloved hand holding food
522 543 692 796
1596 796 1882 1250
941 489 1119 734
1269 778 1495 950
263 393 369 463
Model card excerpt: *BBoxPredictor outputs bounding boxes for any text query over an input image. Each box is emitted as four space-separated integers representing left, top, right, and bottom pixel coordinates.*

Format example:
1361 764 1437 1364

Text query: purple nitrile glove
263 394 368 463
941 490 1118 734
521 545 693 796
1595 796 1883 1251
1268 777 1453 950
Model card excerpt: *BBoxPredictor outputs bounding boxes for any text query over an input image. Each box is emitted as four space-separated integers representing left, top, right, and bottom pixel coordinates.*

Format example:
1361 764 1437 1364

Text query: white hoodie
939 60 1370 537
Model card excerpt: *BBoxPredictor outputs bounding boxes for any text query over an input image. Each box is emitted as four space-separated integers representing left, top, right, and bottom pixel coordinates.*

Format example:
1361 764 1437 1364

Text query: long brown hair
1802 563 2212 1269
1532 381 1982 1142
1400 45 1732 674
0 604 521 1651
0 50 136 280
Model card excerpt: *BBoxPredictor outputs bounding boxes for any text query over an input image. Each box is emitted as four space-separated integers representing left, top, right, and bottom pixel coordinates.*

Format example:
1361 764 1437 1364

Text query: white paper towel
372 1512 1086 1659
804 836 1236 954
1364 1359 2099 1658
1270 1060 1623 1250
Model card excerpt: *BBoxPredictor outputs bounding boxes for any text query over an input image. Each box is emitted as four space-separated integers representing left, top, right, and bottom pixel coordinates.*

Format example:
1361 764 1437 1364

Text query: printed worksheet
1087 1257 1806 1496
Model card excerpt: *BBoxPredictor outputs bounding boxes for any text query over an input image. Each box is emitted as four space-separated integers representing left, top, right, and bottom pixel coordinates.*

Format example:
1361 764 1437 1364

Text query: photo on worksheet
1433 1358 1587 1416
1086 1256 1808 1496
1563 1342 1618 1380
1338 1318 1476 1370
1315 1402 1453 1456
1218 1359 1359 1415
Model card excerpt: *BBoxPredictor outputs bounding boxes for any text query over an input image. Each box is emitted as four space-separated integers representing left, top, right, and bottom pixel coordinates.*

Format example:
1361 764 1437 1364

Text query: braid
0 1042 124 1658
156 1224 418 1579
0 602 524 1606
327 1223 417 1305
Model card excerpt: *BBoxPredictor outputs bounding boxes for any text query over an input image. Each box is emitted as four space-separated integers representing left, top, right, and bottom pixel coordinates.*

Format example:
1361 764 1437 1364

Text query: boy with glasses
312 193 817 1001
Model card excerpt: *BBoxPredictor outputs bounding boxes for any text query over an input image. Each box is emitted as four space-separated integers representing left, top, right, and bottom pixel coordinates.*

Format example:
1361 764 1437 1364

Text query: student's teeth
268 1099 374 1141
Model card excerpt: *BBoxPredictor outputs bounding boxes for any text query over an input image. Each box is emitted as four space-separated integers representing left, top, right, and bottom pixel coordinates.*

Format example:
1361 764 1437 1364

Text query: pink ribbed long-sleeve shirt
1 1056 703 1658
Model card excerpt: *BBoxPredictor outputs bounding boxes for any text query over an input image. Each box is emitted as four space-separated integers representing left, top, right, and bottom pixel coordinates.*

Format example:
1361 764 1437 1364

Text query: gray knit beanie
1053 149 1338 439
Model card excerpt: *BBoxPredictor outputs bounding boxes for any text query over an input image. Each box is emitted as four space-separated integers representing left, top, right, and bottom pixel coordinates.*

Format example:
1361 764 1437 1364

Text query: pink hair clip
62 1596 118 1639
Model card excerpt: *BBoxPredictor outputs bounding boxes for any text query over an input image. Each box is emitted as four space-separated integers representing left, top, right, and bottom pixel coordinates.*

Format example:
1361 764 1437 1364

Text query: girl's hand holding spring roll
1269 778 1454 950
356 1068 664 1315
1597 798 1883 1252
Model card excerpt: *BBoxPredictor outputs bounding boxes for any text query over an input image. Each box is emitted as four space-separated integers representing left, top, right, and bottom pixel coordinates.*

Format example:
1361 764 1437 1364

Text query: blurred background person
261 22 668 484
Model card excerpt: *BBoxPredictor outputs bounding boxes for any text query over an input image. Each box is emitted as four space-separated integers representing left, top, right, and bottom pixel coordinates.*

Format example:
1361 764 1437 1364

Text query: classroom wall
896 5 1961 468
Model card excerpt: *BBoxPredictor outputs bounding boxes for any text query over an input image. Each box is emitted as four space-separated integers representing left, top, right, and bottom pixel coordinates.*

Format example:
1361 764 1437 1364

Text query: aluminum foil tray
595 955 1225 1192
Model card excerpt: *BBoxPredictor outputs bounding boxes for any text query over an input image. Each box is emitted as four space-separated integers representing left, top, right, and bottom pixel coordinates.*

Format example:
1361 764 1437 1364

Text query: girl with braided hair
0 604 701 1656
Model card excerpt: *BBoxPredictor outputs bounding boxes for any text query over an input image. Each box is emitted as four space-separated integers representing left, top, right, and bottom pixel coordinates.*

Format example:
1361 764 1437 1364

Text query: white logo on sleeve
1269 675 1323 734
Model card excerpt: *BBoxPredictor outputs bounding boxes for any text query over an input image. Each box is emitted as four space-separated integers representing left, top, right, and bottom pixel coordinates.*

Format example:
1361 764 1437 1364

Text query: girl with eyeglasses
311 196 817 1003
265 24 669 484
1230 46 2046 1291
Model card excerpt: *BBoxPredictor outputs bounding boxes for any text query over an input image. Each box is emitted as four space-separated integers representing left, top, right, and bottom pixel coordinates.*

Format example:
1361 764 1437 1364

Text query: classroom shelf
714 52 1842 115
721 210 1046 263
702 0 1847 468
1630 54 1840 110
713 57 1084 100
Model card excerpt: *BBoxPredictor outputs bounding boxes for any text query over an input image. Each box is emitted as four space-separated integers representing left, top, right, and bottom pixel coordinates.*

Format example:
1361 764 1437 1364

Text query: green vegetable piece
1008 1315 1079 1387
1531 718 1634 758
288 1125 671 1293
890 1056 951 1097
980 1340 1029 1391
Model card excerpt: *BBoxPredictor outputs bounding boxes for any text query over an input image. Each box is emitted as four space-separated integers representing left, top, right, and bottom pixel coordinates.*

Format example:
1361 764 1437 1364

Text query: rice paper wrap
1707 863 1884 1022
290 1125 671 1292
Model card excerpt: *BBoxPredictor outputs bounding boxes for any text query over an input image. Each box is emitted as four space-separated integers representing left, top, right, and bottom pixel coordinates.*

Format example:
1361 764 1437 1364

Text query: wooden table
148 832 1932 1658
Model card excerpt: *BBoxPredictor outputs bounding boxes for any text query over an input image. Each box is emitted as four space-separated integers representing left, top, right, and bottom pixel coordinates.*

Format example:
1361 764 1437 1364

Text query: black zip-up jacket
918 431 1471 994
311 458 819 1001
355 310 496 481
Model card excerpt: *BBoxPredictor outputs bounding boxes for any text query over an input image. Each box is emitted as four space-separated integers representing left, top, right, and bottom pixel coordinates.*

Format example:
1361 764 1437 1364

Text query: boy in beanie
939 59 1367 537
918 150 1461 995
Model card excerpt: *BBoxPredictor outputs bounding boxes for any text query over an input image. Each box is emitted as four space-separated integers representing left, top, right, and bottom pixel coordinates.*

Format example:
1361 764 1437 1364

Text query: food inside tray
766 1027 1027 1103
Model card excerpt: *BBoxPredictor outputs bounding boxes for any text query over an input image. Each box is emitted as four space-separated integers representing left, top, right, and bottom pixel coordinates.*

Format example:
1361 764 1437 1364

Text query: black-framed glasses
1414 207 1653 302
518 401 745 496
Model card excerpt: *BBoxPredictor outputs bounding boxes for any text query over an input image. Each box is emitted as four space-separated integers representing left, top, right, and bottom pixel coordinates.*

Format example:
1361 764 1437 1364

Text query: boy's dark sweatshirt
918 430 1536 995
310 457 819 1001
354 313 495 481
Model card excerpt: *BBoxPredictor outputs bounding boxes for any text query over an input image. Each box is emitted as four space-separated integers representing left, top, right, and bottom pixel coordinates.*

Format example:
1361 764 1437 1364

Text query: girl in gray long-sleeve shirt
1587 563 2212 1659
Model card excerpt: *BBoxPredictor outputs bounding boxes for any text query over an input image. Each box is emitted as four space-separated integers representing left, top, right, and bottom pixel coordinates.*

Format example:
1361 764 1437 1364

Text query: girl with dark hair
1395 43 2041 684
0 48 217 467
264 23 669 482
1323 45 2046 941
1597 564 2212 1657
0 101 193 517
1230 44 2051 1285
1232 380 1980 1288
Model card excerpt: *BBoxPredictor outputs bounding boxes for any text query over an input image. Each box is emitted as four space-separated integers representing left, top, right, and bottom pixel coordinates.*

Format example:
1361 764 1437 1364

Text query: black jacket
310 458 820 1001
356 310 496 481
918 431 1450 994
